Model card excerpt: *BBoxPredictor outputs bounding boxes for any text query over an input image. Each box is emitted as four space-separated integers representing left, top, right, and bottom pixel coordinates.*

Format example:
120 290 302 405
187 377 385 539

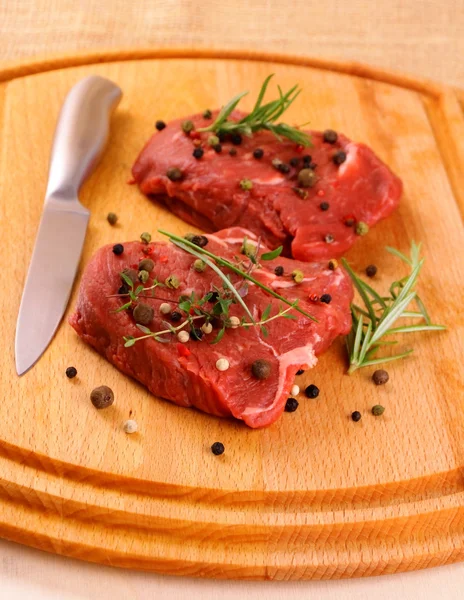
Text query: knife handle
45 75 122 200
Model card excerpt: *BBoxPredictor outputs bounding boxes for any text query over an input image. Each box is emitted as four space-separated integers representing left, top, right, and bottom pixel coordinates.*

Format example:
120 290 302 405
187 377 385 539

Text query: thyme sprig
343 242 446 373
197 74 312 147
113 274 163 313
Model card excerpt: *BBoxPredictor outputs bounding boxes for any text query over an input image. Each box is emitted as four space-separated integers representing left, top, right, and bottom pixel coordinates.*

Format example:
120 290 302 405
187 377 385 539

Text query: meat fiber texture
70 228 353 428
132 111 402 261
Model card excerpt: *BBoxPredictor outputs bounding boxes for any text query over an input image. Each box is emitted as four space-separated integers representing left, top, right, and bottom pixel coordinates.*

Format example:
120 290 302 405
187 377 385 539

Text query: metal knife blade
15 76 122 375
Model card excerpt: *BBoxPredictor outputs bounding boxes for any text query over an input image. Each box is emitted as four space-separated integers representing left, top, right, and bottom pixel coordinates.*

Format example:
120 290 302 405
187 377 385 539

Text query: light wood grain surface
1 1 463 598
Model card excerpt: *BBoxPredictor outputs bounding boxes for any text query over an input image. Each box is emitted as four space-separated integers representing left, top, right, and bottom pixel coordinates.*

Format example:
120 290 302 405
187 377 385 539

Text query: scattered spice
159 303 172 315
297 168 317 188
333 150 347 165
344 217 355 227
251 359 271 380
373 369 389 385
320 294 332 304
166 167 183 181
372 405 386 416
193 147 204 159
366 264 377 278
240 179 253 191
138 269 149 283
216 358 229 371
328 259 338 270
324 233 335 244
122 268 138 285
229 147 237 156
213 144 222 153
133 303 154 326
107 212 118 226
193 139 202 148
253 148 264 159
320 202 330 211
165 274 180 289
208 135 220 146
118 284 129 295
296 369 305 375
112 244 124 255
323 129 338 144
211 442 225 455
291 384 300 396
289 157 300 168
155 120 166 131
203 109 212 119
181 120 194 134
193 259 206 272
138 258 154 272
170 311 182 322
292 187 308 199
309 294 319 303
274 265 284 276
305 384 319 398
231 133 242 145
291 269 304 283
201 322 213 334
351 411 362 422
140 232 152 244
355 221 369 236
190 235 209 248
65 366 77 379
190 328 204 341
207 291 220 303
285 398 299 412
302 154 311 167
123 419 138 434
90 386 114 409
177 330 189 343
229 316 240 328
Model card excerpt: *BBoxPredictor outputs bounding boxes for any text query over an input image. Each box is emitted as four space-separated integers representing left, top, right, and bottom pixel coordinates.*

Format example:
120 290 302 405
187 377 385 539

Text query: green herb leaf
135 285 144 295
211 326 226 345
261 246 283 261
124 337 136 348
260 325 269 338
114 301 132 313
261 304 272 321
136 324 151 334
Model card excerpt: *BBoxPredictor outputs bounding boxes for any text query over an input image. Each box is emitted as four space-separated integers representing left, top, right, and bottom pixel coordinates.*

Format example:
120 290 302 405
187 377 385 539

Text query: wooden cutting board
0 49 463 580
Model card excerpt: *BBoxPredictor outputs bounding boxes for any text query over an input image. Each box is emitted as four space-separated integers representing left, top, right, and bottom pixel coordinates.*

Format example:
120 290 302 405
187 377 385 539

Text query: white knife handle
45 75 122 200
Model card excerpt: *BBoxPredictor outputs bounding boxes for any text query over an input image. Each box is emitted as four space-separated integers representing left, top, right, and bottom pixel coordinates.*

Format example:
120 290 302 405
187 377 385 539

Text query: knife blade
15 76 122 375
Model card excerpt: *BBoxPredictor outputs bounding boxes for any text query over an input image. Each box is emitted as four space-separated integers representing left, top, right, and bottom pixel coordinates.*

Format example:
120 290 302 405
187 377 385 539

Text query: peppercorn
122 268 138 285
253 148 264 159
292 187 308 200
201 322 213 335
133 303 154 326
355 221 369 236
181 120 194 134
351 411 362 422
240 179 253 191
333 151 347 165
366 264 377 277
229 316 240 328
229 147 237 156
251 359 272 380
193 147 204 159
192 139 202 148
118 284 129 295
159 303 171 315
166 167 183 181
165 274 180 289
289 157 300 168
138 258 154 272
65 366 77 379
213 144 222 153
305 384 319 398
203 109 212 119
296 369 304 375
215 357 229 371
193 259 206 272
323 129 338 144
231 133 242 145
344 217 355 227
320 202 330 211
309 294 319 303
112 243 124 255
208 135 219 146
155 120 166 131
274 265 284 276
140 232 152 244
138 269 149 283
170 311 182 322
207 291 220 303
324 233 335 244
123 419 138 434
241 240 257 258
190 328 204 341
292 269 304 283
285 398 299 412
372 405 386 416
177 330 190 343
107 212 118 225
278 163 291 174
90 386 114 409
320 294 332 304
328 259 338 270
211 442 225 455
297 168 317 188
373 369 389 385
302 154 311 166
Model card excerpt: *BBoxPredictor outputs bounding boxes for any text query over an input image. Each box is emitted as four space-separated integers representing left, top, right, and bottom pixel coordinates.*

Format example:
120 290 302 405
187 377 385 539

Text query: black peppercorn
218 132 227 143
211 442 225 455
278 163 291 174
251 359 272 380
253 148 264 159
191 234 208 248
231 133 242 145
213 144 222 153
90 386 114 409
65 366 77 379
133 303 154 326
366 264 378 278
112 243 124 255
207 291 220 303
229 147 237 156
170 311 182 322
320 202 330 211
305 384 319 398
302 154 311 165
296 369 304 375
155 120 166 131
351 411 362 422
320 294 332 304
289 157 300 168
285 398 299 412
323 129 338 144
274 265 284 276
344 217 355 227
166 167 183 181
118 284 129 295
373 369 389 385
333 151 347 165
190 328 204 341
193 147 204 159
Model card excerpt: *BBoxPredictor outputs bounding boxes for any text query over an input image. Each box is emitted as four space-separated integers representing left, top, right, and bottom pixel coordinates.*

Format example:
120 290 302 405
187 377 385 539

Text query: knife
15 76 122 375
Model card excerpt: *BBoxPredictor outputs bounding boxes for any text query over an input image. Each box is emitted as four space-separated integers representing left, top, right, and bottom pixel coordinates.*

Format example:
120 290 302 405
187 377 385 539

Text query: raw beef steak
132 111 402 261
70 228 353 428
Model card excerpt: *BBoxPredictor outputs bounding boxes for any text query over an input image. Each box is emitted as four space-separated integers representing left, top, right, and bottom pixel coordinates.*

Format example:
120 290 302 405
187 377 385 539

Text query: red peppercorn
189 131 200 140
176 343 191 358
309 294 319 303
295 144 305 153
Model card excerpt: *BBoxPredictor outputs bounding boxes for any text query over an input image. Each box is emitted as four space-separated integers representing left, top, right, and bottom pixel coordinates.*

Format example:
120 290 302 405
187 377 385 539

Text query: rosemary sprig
197 74 312 147
343 241 446 373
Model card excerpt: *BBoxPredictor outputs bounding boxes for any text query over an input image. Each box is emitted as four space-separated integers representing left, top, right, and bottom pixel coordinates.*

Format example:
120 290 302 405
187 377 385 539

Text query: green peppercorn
140 232 152 244
138 269 149 283
297 168 317 188
90 386 114 409
240 179 253 191
165 274 180 289
181 120 194 133
133 302 154 326
203 109 212 119
166 167 183 182
138 258 154 272
208 135 220 147
241 240 257 258
107 212 118 225
251 359 272 380
355 221 369 236
193 259 206 272
122 268 138 285
292 187 308 200
291 269 304 283
372 405 385 416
